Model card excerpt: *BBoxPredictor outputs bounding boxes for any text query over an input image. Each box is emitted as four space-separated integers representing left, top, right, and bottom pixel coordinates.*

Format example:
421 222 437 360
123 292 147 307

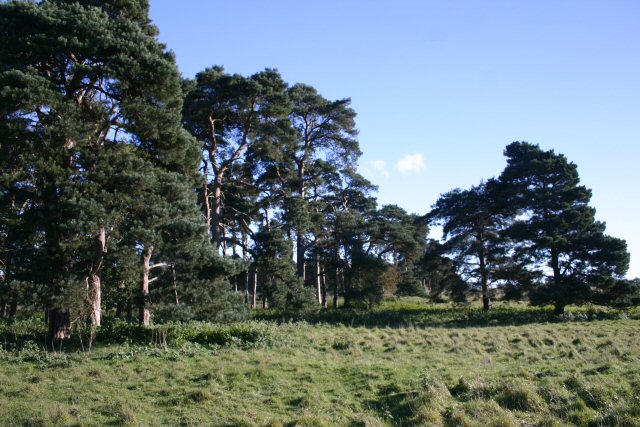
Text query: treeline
0 1 636 342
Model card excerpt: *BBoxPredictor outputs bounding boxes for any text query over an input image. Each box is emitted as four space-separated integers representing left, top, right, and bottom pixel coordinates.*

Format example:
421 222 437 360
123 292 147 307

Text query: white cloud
369 159 390 177
396 154 425 175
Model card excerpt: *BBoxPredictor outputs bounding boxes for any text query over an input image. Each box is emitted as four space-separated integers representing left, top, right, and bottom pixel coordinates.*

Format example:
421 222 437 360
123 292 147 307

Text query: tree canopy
0 1 635 342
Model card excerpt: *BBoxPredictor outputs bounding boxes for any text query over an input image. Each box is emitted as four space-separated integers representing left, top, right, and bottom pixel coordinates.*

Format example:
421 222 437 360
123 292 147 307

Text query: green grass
1 300 639 426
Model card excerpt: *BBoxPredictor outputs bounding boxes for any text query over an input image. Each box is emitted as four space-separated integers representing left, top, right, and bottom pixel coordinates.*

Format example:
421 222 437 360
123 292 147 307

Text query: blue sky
149 0 640 278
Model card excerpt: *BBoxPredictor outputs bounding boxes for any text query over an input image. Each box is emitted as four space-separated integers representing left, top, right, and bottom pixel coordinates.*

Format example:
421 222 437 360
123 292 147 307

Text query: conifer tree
499 142 629 314
183 67 290 250
0 0 200 337
286 84 361 279
428 180 510 310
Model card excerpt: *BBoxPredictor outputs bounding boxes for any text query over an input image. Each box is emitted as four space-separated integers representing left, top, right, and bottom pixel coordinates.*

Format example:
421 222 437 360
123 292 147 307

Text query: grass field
1 300 639 426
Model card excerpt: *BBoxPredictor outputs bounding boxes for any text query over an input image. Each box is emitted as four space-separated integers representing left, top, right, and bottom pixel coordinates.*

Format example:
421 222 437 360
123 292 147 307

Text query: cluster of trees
429 142 632 314
0 0 429 341
0 1 635 341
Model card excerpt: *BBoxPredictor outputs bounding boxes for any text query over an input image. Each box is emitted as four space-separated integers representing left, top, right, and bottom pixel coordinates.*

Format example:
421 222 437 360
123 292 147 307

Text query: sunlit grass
1 300 639 426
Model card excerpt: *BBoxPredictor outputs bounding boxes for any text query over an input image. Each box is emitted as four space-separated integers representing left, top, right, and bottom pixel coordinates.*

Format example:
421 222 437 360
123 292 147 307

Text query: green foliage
499 142 630 313
344 252 386 308
0 0 206 338
594 278 640 308
164 322 283 348
395 270 426 297
252 227 318 318
153 286 249 324
428 179 513 310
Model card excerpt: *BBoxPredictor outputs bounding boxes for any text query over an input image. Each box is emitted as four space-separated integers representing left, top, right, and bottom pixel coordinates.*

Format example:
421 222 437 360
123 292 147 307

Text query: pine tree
286 84 361 279
428 180 510 310
0 0 200 337
499 142 629 314
183 67 290 250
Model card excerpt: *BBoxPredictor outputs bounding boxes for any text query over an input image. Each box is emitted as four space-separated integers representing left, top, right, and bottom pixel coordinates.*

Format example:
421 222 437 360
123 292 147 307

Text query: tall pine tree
499 142 629 314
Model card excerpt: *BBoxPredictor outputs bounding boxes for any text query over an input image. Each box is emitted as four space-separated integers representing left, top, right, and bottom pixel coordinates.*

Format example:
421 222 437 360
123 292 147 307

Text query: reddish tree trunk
140 245 153 326
203 161 212 240
88 227 107 327
212 178 223 250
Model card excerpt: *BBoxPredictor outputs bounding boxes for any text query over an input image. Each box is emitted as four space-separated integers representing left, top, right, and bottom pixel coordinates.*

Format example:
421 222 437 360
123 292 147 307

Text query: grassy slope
1 301 639 426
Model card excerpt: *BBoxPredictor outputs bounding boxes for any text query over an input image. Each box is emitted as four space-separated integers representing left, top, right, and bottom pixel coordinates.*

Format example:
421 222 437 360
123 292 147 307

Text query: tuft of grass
331 336 352 350
44 403 74 427
115 403 139 426
495 380 543 411
450 376 492 401
189 388 213 403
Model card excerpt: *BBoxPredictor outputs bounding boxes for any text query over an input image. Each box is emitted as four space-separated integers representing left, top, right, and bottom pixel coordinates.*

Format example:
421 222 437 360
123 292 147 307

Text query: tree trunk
115 299 122 318
115 281 126 318
554 303 565 315
263 208 271 231
333 266 339 309
88 227 107 327
140 245 153 326
9 295 17 322
316 254 322 304
343 268 352 308
0 300 6 320
126 298 133 323
296 231 306 280
478 242 491 311
252 267 258 309
550 248 561 285
244 271 250 303
172 265 180 305
321 265 327 309
232 232 237 257
243 233 249 304
203 161 212 240
550 248 564 315
48 308 71 342
296 182 306 280
212 177 223 250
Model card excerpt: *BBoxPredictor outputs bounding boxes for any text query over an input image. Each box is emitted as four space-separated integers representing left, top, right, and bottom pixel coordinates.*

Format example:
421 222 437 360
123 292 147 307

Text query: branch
149 263 169 270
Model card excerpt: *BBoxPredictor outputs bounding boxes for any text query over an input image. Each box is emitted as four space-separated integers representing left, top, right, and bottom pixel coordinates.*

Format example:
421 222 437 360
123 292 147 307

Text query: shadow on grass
368 383 416 426
253 301 638 329
2 301 636 352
